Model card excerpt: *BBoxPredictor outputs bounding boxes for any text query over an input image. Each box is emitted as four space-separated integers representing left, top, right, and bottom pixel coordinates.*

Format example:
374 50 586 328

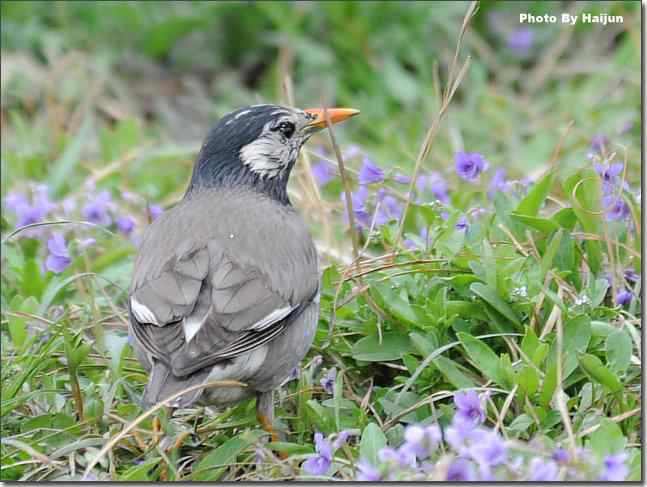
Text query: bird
127 104 359 442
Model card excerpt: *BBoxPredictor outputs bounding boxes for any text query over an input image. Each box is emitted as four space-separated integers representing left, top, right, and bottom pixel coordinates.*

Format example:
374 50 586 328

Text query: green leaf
470 282 520 326
515 365 539 398
577 353 623 394
540 229 563 280
432 355 475 389
360 423 387 466
49 114 93 196
458 332 506 387
193 430 263 480
352 333 413 362
588 419 627 458
369 281 423 327
606 329 633 373
540 361 557 407
510 213 560 234
105 332 129 377
119 457 161 481
559 314 592 379
515 167 557 217
552 207 577 230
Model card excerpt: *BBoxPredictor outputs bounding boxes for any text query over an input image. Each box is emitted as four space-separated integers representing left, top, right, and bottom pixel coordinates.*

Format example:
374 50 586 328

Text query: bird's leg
256 392 279 444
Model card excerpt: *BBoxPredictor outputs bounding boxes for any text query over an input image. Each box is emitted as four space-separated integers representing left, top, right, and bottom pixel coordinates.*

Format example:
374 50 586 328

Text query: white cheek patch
131 297 159 326
240 134 289 179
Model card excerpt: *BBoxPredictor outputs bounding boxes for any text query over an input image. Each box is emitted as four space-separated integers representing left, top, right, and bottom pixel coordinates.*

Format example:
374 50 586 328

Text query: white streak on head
234 109 251 119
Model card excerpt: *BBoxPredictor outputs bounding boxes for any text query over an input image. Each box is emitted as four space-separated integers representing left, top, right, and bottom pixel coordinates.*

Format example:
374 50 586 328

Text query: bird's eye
276 121 295 139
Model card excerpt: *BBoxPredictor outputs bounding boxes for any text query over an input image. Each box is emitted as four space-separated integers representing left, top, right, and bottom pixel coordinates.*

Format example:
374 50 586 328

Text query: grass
1 0 642 481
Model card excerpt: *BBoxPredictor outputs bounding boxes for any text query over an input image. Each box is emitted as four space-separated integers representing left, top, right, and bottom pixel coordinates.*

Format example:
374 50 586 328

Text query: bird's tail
142 360 210 409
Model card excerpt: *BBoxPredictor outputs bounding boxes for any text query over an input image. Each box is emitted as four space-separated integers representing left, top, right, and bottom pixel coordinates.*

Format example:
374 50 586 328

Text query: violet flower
45 233 71 273
312 161 336 186
358 157 385 185
488 168 510 198
616 290 632 306
624 268 639 284
453 390 485 426
82 190 112 226
590 133 609 153
507 27 534 57
455 152 488 182
599 453 629 481
602 195 630 221
455 216 469 232
393 173 412 184
320 367 337 394
148 204 164 220
446 458 476 481
116 215 136 235
303 432 333 476
355 459 381 481
594 162 625 194
468 428 507 471
528 457 559 481
552 447 569 464
402 424 441 459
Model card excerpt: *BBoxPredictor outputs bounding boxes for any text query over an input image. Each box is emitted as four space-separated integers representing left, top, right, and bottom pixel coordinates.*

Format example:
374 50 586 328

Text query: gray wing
129 241 315 379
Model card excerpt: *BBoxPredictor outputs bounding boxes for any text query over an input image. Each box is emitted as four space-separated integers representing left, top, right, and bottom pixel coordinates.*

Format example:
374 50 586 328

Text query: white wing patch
249 305 294 331
131 297 159 325
183 315 205 342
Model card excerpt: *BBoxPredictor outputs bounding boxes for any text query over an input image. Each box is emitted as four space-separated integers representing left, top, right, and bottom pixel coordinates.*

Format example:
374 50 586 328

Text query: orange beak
303 108 360 129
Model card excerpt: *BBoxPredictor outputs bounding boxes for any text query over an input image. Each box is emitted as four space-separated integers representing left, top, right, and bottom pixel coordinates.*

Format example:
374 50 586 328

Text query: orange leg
257 410 280 444
256 392 288 460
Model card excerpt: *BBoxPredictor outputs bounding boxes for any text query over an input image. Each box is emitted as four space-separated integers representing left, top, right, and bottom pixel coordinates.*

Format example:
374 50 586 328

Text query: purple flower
590 133 609 153
529 457 559 481
488 168 510 198
446 458 476 481
148 204 164 220
445 417 474 454
355 459 381 481
454 390 485 426
594 162 625 194
417 171 450 203
45 233 71 273
602 195 629 221
4 186 54 230
552 447 569 464
619 120 634 135
312 161 336 186
599 453 629 481
624 268 639 284
375 191 402 226
358 157 385 185
455 152 488 182
468 429 507 468
393 173 411 184
332 430 349 450
320 367 337 394
116 215 136 235
343 187 371 229
77 238 96 250
402 424 441 459
616 290 632 306
82 190 112 225
378 445 417 469
303 432 333 476
455 216 469 232
507 27 534 57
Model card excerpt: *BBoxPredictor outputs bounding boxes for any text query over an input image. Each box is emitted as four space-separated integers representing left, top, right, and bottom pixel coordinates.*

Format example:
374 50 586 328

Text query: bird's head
187 104 359 204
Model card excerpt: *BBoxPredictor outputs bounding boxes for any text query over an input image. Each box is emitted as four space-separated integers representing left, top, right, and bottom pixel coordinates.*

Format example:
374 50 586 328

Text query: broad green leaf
193 430 263 480
588 419 627 458
606 329 633 373
552 207 577 230
508 414 533 434
458 332 506 386
359 423 387 466
352 333 413 362
540 361 557 407
510 213 560 234
515 167 557 217
520 326 539 360
369 281 423 327
432 355 475 389
105 332 129 377
470 282 521 326
409 332 438 357
119 457 161 481
577 353 623 394
540 229 563 280
515 365 539 398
